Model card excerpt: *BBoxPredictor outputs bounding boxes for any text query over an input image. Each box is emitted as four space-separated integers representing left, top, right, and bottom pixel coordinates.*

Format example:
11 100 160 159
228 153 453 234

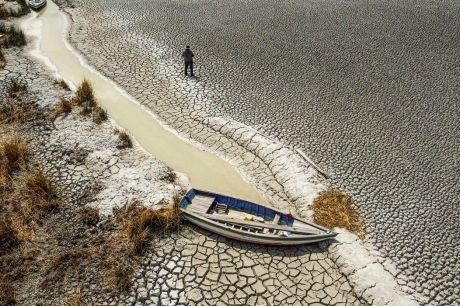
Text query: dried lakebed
6 1 420 306
51 0 460 304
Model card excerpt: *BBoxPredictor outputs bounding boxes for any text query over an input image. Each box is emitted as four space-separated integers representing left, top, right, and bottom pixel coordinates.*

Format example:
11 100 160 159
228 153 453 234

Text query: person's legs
184 62 188 75
190 61 194 76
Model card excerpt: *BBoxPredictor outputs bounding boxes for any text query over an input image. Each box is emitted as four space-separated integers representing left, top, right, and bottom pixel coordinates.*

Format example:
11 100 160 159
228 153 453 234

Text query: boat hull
183 209 337 246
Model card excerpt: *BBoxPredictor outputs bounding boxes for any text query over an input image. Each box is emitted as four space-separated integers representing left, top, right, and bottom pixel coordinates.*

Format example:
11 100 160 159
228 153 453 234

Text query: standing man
182 46 194 76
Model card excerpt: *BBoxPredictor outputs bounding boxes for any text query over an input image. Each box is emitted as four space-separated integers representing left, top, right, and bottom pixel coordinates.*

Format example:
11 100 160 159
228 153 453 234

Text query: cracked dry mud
1 46 365 304
55 0 460 304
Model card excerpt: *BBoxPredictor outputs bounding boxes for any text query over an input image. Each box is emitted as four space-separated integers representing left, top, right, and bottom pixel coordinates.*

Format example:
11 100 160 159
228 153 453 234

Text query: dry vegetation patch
114 199 182 256
72 79 95 108
114 128 132 149
18 168 60 215
0 134 28 176
0 103 28 124
79 207 100 226
0 23 26 48
53 97 73 119
92 106 107 124
60 288 86 306
311 188 367 239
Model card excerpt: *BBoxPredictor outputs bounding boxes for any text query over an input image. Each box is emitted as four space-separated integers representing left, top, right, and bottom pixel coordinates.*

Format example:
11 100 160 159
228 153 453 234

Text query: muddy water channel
28 1 264 204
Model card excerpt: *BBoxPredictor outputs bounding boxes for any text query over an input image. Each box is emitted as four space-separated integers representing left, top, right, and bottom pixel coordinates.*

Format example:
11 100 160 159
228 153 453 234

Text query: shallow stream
25 0 265 204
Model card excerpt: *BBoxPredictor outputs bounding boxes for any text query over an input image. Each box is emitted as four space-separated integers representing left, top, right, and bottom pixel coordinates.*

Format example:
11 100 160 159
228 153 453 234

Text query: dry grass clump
18 168 60 215
54 79 70 91
0 217 20 255
79 207 100 226
113 129 132 149
0 103 27 124
72 79 95 108
92 106 107 124
61 288 86 306
106 259 133 292
311 188 366 239
0 134 28 175
53 97 73 119
115 199 182 256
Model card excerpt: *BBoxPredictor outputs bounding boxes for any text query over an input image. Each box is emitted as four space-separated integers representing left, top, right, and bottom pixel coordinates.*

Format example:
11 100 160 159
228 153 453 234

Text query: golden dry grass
18 168 60 217
0 103 26 124
79 207 100 226
311 188 367 239
53 98 73 119
61 288 86 306
0 134 28 175
72 79 95 107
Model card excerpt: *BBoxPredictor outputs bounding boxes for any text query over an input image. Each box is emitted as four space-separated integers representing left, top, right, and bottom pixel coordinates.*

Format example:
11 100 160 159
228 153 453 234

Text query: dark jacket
182 49 194 62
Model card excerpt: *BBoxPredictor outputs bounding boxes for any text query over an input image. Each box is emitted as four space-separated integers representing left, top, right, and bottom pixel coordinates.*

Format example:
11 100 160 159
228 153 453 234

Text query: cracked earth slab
1 33 368 305
50 0 460 304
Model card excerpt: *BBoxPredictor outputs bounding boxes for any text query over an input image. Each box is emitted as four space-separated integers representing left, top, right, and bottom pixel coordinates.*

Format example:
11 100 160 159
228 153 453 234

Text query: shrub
79 207 100 226
113 129 132 149
92 106 107 124
53 97 73 118
311 189 366 239
72 79 95 107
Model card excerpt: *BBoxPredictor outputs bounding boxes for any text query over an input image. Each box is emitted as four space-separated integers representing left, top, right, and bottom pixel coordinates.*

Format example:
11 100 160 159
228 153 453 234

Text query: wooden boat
28 0 46 10
180 188 337 245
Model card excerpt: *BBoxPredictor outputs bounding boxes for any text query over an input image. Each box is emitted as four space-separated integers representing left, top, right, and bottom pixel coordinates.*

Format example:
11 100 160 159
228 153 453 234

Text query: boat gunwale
181 188 333 233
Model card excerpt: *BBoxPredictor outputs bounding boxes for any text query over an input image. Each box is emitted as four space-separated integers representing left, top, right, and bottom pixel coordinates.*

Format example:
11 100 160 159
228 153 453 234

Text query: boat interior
181 190 323 236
